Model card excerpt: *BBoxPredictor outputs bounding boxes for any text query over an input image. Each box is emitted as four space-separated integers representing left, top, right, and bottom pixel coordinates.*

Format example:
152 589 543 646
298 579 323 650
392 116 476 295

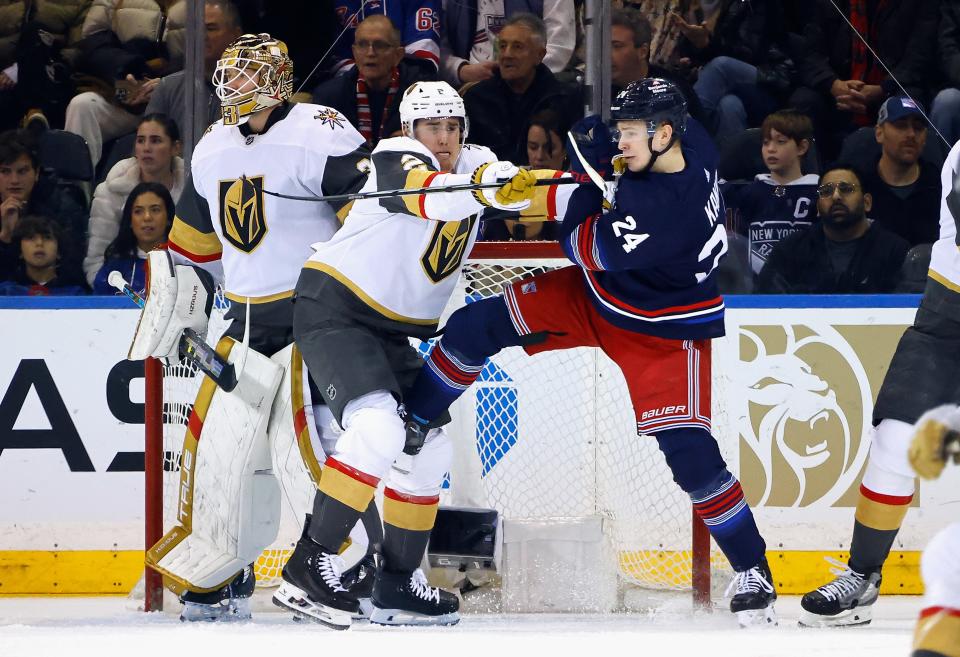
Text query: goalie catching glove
471 161 538 210
129 250 215 361
908 404 960 480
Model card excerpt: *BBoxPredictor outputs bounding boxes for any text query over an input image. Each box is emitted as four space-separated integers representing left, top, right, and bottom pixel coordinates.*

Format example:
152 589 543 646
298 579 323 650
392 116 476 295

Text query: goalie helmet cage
143 241 714 612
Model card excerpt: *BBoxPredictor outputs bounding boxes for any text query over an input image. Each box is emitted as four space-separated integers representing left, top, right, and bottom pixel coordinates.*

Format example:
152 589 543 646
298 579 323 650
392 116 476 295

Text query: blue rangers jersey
333 0 440 72
723 173 819 274
560 119 728 340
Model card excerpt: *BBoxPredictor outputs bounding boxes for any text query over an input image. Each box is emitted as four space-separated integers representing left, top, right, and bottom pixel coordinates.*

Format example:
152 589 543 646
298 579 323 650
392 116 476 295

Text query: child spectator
92 182 173 295
723 110 820 275
83 114 183 286
0 215 86 295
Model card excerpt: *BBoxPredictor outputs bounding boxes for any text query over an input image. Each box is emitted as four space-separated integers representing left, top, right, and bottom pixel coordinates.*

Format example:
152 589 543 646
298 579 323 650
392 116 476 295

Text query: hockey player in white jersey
800 138 960 627
906 405 960 657
126 33 379 622
271 81 567 629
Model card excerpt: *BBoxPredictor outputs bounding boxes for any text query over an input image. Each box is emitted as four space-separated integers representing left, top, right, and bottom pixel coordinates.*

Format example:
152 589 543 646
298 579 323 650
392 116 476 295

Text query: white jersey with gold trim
167 103 369 301
302 137 497 324
933 139 960 293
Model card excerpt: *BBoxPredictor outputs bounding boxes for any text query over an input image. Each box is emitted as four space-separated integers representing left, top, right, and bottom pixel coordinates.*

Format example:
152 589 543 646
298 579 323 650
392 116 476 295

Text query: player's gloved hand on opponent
128 250 215 361
908 405 960 480
472 161 536 210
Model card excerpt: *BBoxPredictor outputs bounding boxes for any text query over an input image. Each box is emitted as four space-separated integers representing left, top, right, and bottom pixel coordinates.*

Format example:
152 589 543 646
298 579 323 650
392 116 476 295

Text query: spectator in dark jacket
312 15 437 147
462 13 581 161
0 215 86 295
756 164 909 294
860 96 941 246
789 0 939 160
0 130 87 282
930 1 960 147
673 0 795 142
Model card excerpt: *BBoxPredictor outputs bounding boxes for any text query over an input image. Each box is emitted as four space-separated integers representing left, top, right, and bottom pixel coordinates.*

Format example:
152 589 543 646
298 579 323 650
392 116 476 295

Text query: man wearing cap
861 96 941 246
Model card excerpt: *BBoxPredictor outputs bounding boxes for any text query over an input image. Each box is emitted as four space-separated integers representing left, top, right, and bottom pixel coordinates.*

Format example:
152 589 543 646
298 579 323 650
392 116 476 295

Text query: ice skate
369 566 460 626
272 533 359 630
799 557 880 627
179 566 255 622
341 553 377 619
727 556 777 628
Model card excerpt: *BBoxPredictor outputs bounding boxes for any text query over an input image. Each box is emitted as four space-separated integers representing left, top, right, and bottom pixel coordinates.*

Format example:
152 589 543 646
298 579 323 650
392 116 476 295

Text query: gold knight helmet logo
421 217 477 283
219 176 268 252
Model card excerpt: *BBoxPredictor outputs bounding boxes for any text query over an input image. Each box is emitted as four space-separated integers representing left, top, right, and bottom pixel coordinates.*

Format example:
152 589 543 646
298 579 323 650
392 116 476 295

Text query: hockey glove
129 250 214 361
567 115 619 180
908 405 960 480
472 161 534 210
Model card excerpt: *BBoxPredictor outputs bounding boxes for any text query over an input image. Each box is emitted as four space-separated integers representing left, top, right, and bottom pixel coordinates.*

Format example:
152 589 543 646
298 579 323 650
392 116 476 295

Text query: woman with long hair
92 181 173 294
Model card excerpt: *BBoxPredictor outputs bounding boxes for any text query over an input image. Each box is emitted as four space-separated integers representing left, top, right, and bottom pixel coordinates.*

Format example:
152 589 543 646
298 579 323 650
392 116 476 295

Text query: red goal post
144 241 713 611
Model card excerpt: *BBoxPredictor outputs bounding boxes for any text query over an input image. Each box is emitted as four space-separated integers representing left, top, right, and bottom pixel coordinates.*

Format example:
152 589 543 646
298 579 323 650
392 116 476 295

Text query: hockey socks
849 485 912 574
309 457 378 552
691 471 766 572
406 297 529 423
382 487 440 572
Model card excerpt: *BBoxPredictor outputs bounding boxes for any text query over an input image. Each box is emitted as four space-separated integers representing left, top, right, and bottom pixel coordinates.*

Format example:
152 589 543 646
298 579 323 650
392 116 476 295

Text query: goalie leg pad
129 250 214 361
147 338 284 590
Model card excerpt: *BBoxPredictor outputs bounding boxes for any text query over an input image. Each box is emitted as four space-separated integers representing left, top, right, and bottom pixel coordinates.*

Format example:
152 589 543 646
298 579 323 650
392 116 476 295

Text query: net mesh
157 248 726 598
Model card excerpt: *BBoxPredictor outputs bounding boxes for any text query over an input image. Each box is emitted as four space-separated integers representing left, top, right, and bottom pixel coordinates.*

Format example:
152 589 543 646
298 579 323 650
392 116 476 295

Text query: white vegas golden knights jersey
302 137 497 324
167 103 369 302
933 139 960 296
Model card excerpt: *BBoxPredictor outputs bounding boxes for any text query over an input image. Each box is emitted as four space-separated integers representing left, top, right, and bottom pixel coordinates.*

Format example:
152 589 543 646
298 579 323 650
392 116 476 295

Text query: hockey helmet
611 78 688 138
213 33 294 126
399 81 469 143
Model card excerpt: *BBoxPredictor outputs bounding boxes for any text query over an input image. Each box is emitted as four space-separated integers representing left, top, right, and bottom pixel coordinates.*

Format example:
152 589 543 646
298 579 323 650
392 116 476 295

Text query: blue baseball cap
877 96 925 126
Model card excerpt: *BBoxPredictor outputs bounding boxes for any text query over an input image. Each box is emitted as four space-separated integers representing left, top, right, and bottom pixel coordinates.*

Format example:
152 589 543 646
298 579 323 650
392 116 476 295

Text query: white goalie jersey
167 103 370 302
302 137 497 324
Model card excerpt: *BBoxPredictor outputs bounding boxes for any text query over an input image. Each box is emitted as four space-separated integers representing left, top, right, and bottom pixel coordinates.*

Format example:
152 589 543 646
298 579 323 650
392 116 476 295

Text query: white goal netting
152 245 729 608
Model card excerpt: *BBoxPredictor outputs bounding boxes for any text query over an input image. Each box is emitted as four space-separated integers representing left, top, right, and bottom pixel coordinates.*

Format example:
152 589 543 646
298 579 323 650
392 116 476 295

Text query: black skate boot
341 553 377 620
179 565 255 622
799 557 881 627
369 565 460 626
272 525 359 629
728 556 777 628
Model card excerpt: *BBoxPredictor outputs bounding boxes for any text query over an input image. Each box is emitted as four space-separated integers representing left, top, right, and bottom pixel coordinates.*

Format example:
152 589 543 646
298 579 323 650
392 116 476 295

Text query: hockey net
145 242 723 611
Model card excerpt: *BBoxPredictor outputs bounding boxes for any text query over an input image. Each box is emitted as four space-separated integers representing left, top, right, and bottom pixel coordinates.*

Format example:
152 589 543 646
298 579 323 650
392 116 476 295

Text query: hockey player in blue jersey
402 78 778 626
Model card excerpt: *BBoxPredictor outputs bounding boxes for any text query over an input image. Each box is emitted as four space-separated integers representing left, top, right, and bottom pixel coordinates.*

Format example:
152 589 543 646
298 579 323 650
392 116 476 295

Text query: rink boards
1 294 958 594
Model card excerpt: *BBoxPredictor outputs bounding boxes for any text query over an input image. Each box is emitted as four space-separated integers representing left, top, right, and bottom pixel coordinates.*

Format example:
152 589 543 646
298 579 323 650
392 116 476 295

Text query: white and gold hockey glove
471 161 536 211
908 404 960 480
128 250 215 361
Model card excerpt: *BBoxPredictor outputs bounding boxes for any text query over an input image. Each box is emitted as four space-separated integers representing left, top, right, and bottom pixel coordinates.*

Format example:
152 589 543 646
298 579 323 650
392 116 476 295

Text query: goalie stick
108 271 239 392
248 174 581 204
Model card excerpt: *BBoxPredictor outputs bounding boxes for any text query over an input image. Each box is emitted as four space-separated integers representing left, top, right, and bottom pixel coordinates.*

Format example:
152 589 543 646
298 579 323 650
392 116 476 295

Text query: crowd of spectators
0 0 956 296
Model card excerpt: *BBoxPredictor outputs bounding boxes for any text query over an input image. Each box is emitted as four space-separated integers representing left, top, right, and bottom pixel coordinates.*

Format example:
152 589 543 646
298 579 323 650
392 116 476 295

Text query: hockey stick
251 175 581 203
109 271 239 393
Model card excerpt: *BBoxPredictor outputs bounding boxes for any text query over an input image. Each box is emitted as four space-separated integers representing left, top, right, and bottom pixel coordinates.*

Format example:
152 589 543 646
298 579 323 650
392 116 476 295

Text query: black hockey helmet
611 78 688 137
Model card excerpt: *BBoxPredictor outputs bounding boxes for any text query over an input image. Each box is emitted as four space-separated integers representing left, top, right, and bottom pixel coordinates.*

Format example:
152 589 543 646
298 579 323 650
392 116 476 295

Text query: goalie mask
213 33 294 126
399 81 469 144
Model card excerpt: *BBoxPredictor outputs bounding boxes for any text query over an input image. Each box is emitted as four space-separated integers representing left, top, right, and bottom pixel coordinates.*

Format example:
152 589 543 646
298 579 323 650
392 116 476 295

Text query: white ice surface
0 594 921 657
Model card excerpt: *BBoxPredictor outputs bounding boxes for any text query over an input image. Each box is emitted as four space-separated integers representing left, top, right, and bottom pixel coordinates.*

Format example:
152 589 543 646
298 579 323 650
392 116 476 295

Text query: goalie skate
341 554 376 620
179 566 255 622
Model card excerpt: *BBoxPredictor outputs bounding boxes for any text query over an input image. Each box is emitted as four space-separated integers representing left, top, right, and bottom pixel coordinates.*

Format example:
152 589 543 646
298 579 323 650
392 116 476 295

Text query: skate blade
369 607 461 627
179 599 251 623
735 604 777 628
272 582 353 630
798 606 872 628
353 598 374 621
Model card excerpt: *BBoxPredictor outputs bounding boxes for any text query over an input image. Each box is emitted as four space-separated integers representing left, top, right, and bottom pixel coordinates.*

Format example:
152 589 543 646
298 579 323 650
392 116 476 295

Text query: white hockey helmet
399 81 469 142
212 33 294 126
